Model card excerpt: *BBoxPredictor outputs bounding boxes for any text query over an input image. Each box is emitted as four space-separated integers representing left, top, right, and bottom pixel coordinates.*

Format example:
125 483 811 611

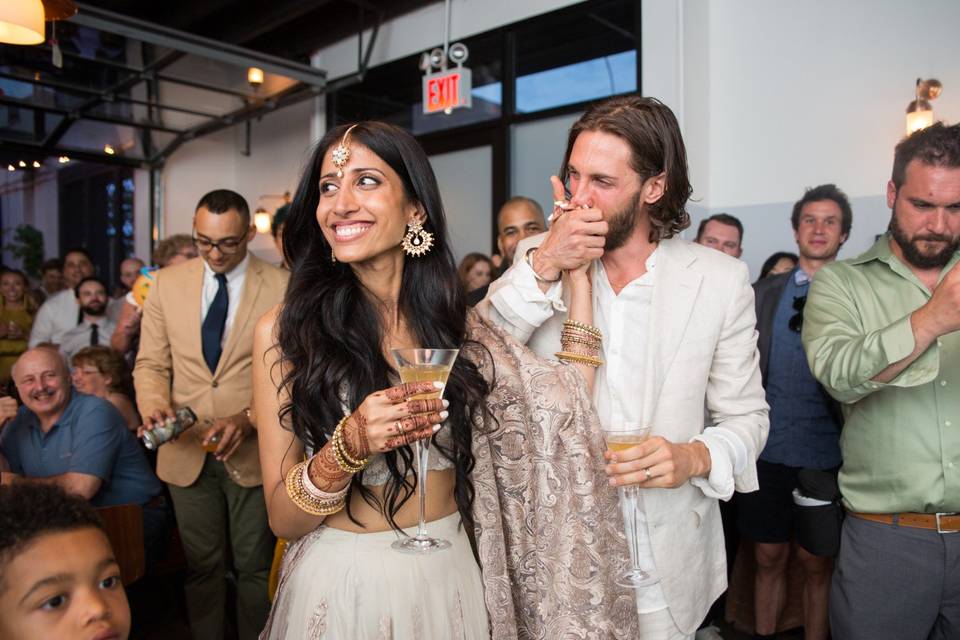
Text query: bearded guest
802 122 960 640
58 278 116 363
478 95 769 639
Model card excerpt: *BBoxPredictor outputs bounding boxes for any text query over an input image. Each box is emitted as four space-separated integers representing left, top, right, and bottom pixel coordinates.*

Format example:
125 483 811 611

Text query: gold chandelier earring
401 218 434 257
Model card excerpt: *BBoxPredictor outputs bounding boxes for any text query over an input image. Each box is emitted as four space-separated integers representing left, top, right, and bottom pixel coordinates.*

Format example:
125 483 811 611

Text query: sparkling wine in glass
390 348 459 554
605 424 660 588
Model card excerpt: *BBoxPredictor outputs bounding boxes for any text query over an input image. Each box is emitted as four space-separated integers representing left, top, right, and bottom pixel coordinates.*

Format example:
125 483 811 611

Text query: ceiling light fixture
58 155 69 163
247 67 264 90
7 165 15 172
906 78 942 136
104 144 115 155
18 160 26 167
0 0 45 45
32 160 41 168
253 207 272 234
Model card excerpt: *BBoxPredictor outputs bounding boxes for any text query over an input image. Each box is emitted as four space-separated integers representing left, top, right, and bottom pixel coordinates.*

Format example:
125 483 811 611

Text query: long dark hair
277 121 489 533
561 95 692 242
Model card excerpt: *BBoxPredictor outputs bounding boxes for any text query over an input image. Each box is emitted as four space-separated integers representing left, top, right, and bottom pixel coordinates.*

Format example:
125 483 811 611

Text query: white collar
202 253 250 282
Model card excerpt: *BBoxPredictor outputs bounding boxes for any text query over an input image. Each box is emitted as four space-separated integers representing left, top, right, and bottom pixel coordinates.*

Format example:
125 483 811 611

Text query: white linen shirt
489 249 749 613
28 289 80 347
200 254 248 348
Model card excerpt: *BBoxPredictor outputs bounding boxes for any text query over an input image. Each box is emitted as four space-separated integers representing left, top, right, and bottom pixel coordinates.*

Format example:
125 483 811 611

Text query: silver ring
395 420 405 436
644 468 652 482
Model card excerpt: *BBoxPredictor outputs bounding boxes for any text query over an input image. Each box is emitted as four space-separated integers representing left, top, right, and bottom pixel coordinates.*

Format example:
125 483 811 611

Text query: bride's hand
341 381 449 457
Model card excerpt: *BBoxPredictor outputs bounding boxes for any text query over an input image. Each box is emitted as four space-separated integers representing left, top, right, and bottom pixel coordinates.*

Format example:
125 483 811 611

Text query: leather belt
850 511 960 534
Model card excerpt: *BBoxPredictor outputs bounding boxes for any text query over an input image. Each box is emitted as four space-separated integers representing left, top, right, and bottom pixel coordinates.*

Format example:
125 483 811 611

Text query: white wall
314 0 582 80
157 98 317 265
643 0 960 278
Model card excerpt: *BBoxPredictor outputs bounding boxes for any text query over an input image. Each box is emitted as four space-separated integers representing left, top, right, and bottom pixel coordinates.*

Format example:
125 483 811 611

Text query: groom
478 95 768 639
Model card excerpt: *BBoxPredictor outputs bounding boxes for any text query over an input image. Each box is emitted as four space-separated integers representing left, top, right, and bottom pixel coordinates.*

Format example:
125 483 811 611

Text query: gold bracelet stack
285 460 348 516
556 319 604 368
332 415 369 473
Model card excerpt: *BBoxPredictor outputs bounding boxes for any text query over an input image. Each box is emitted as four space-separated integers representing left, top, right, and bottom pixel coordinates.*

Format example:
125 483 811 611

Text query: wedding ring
553 200 569 208
644 468 652 482
395 420 405 436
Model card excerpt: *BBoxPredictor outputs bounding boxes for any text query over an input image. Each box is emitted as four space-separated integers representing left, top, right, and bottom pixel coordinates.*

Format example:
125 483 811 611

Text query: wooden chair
96 504 146 586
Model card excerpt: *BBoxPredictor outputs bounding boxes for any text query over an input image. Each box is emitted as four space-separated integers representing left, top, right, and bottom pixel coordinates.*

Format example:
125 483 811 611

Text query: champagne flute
604 423 660 588
390 348 459 554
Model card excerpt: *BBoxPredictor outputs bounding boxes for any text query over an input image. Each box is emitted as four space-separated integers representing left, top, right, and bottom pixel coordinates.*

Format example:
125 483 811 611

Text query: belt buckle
936 512 959 534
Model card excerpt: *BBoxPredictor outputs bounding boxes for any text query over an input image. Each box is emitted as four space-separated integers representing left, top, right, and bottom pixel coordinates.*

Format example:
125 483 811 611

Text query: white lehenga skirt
260 513 489 640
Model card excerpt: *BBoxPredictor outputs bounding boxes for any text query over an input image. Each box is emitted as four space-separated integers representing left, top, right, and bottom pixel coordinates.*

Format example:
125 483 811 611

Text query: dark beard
603 192 643 251
889 204 960 269
82 302 106 317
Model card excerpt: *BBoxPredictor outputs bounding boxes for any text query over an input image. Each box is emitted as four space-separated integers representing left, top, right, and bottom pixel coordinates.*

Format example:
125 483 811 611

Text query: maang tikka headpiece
332 124 359 178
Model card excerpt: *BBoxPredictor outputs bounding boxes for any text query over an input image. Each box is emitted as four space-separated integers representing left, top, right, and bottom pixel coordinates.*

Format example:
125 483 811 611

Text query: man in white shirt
478 95 769 639
59 277 117 363
28 248 95 347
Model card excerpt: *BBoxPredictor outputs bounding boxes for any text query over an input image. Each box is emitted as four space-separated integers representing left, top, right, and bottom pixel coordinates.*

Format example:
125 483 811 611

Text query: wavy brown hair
560 95 692 242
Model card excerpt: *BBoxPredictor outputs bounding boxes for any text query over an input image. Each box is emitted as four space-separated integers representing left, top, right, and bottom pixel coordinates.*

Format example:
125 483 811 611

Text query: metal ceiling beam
0 140 145 168
0 95 185 134
40 49 184 149
0 70 222 119
70 2 327 89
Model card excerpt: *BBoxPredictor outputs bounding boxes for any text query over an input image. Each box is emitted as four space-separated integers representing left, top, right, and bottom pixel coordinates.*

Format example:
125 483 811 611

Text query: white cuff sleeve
489 259 565 334
689 426 749 501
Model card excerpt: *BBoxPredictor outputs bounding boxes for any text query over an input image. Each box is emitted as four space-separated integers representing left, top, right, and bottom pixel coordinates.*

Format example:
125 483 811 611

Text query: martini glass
390 348 459 554
604 423 660 588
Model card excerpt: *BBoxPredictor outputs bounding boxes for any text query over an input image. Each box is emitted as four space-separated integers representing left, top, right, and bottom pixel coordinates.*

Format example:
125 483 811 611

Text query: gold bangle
334 415 368 468
555 351 604 368
331 416 368 473
285 462 347 516
332 436 366 474
560 334 602 348
562 319 602 339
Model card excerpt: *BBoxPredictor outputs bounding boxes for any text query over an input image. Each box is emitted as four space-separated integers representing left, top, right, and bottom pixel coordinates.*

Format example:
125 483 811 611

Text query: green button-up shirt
802 234 960 513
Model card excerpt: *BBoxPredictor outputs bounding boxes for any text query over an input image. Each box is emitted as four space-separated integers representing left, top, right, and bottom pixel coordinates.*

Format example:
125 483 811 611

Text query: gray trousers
168 456 274 640
830 515 960 640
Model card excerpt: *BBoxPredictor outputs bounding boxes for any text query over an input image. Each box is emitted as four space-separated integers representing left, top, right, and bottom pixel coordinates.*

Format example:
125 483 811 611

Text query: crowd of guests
0 94 957 640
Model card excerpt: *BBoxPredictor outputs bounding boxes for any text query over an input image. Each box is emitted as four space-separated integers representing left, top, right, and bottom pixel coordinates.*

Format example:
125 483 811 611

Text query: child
0 484 131 640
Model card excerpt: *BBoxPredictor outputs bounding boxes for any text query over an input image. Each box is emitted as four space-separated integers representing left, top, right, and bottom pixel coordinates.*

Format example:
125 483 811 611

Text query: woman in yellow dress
0 269 37 384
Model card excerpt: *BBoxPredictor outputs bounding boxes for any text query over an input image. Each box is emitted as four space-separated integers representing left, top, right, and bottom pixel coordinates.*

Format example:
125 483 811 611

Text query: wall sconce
906 78 942 135
0 0 45 45
247 67 264 90
254 207 272 234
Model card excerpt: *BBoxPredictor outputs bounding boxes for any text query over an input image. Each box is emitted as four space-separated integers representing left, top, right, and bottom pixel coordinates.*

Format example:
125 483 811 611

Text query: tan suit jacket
134 255 289 488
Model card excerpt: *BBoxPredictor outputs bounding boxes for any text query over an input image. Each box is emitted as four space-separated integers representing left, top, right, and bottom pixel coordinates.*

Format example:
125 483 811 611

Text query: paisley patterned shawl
466 312 639 639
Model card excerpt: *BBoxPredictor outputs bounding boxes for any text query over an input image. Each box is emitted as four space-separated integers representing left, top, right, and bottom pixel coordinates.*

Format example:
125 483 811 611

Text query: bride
254 121 637 639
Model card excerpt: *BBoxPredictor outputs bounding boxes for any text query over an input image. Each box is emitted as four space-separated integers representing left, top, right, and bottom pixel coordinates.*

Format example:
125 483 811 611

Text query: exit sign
422 68 472 114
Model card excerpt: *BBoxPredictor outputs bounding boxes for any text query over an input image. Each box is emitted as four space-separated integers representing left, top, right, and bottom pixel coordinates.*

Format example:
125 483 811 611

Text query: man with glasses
803 123 960 640
738 184 851 640
135 189 288 640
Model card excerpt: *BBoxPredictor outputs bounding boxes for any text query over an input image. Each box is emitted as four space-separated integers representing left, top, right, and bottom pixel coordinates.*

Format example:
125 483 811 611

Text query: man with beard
741 184 851 640
29 249 95 347
58 277 116 362
479 95 769 639
802 122 960 640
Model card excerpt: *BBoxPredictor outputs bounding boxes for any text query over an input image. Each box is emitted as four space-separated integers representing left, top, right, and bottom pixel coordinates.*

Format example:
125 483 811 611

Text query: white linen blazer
478 234 769 634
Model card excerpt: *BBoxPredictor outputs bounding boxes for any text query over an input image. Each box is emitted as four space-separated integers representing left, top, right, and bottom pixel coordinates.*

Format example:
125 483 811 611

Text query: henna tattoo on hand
341 412 371 460
307 445 351 489
405 398 444 415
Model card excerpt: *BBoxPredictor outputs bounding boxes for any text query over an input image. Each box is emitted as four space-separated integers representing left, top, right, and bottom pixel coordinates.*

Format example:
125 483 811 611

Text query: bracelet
332 417 368 474
285 461 347 516
302 460 350 501
555 351 604 368
562 319 602 339
523 247 562 283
